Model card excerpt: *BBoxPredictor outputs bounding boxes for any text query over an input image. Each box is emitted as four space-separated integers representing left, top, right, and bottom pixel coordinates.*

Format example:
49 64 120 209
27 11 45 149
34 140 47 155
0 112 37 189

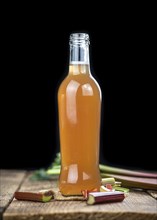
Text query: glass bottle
58 33 101 195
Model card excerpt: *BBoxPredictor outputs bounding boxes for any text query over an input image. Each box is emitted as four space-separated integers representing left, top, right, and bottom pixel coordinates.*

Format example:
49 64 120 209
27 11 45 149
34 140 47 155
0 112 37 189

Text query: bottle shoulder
58 74 101 98
58 75 101 89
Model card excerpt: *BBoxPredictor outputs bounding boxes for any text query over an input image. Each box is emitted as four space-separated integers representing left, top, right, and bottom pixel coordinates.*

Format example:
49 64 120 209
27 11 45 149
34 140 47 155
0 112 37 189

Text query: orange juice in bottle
58 33 101 195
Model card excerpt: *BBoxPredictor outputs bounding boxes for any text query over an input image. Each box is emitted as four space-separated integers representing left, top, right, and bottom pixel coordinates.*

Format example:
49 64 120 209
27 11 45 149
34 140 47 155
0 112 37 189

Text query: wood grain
0 170 26 220
3 173 157 220
147 190 157 199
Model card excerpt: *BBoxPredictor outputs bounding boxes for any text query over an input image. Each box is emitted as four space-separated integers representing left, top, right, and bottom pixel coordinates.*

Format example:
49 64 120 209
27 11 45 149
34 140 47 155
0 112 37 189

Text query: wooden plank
3 174 157 220
147 190 157 199
0 170 26 220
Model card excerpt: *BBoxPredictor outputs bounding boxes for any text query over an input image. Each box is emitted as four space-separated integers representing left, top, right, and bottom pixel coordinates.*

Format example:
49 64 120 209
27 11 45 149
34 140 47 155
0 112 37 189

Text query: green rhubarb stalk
99 164 157 178
46 169 60 175
113 186 129 193
101 178 115 185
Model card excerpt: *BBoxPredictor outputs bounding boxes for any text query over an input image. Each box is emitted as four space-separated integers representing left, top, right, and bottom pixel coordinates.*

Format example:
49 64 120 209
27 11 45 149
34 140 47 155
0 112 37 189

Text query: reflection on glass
67 164 78 184
82 83 93 96
83 172 90 180
66 80 80 124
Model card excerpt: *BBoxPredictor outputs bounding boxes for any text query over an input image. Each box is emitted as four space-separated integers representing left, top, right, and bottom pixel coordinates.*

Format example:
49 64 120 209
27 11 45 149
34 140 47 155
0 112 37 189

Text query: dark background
1 6 156 171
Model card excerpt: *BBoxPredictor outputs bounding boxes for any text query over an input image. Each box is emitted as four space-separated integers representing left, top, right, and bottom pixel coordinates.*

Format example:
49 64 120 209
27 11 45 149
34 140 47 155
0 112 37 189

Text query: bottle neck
69 64 90 75
69 36 91 75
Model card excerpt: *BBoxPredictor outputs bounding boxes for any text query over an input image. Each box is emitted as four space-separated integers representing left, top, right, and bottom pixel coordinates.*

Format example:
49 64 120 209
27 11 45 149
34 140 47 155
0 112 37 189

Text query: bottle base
59 182 101 196
60 192 83 196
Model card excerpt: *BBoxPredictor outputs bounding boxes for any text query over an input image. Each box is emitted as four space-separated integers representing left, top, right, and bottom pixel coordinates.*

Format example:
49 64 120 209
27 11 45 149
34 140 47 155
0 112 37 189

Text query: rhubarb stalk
87 191 125 205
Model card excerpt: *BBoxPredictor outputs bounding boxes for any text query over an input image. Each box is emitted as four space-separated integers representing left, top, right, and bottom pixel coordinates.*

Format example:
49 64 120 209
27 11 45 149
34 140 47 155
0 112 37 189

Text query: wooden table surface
0 170 157 220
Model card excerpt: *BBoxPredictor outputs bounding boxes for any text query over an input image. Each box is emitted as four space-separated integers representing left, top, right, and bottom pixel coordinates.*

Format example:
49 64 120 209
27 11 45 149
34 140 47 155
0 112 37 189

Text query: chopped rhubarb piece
100 185 111 192
106 184 113 190
82 188 99 199
87 191 125 205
